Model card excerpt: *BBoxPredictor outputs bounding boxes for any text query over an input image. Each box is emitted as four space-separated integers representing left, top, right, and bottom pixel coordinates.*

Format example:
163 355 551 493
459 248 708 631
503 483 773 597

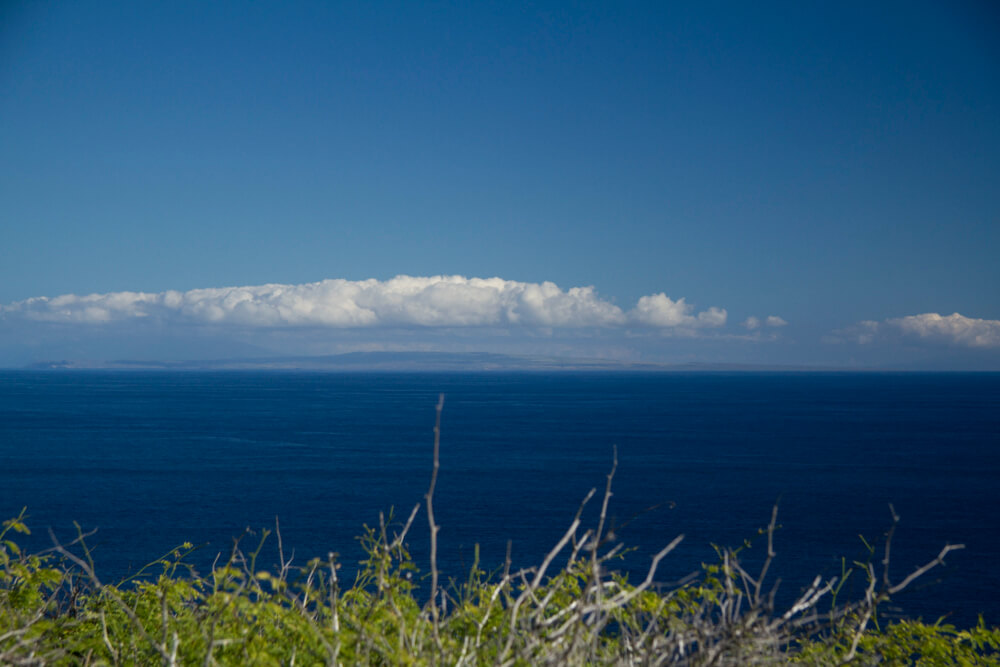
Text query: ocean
2 370 998 628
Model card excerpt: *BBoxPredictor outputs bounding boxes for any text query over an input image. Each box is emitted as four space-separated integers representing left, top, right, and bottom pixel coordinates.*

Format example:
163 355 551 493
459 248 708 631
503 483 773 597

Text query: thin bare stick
594 445 618 552
425 393 445 649
275 516 295 582
838 563 878 665
881 503 900 591
888 543 965 596
328 551 340 633
754 504 779 603
390 502 422 551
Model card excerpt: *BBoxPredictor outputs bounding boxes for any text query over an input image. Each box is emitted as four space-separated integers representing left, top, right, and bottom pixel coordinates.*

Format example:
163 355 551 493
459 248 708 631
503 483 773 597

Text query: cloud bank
830 312 1000 348
0 276 727 332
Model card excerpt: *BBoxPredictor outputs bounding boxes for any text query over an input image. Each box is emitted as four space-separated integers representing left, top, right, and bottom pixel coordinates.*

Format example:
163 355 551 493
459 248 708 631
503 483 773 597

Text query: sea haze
2 371 998 628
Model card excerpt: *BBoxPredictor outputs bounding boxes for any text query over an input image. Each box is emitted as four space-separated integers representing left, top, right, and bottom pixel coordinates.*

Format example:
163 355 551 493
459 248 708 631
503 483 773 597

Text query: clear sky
2 0 998 368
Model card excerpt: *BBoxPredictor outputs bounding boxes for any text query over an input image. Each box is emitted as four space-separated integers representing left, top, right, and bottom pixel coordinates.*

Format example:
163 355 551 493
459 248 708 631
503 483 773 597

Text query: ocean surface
2 371 998 627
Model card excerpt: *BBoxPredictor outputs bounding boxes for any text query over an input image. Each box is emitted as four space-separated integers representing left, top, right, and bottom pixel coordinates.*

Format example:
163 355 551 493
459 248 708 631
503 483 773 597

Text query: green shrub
3 496 997 665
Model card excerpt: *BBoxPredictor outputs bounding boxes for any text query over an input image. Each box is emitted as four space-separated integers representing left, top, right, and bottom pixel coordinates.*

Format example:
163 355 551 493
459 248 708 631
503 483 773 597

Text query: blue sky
1 0 998 368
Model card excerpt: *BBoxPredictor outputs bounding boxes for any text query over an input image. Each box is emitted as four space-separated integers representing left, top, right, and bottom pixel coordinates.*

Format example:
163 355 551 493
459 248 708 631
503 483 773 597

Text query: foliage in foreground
3 402 998 665
3 500 997 666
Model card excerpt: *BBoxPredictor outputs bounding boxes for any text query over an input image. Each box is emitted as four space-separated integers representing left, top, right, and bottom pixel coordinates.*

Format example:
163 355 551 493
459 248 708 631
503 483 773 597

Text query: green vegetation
3 502 998 665
3 403 998 664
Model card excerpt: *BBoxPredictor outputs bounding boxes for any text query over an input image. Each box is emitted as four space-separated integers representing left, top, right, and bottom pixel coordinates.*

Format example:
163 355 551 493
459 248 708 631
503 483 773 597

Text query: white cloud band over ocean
830 312 1000 349
0 276 731 331
3 276 997 369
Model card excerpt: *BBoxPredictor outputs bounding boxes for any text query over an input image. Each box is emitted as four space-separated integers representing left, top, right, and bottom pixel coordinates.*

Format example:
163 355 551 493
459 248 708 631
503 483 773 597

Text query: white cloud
1 276 728 332
889 312 1000 348
742 316 761 330
828 312 1000 348
629 293 726 329
765 316 787 327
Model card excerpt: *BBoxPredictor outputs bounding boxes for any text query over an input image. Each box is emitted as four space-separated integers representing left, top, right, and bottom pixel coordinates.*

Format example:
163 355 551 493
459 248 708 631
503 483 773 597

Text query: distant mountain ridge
23 352 840 372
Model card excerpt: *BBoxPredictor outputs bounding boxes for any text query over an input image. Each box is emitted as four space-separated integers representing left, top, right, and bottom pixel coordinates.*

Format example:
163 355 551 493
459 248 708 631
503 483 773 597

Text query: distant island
21 351 838 372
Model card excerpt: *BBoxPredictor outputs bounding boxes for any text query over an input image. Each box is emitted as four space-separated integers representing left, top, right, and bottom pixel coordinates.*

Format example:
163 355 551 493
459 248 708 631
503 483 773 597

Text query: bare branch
425 393 445 650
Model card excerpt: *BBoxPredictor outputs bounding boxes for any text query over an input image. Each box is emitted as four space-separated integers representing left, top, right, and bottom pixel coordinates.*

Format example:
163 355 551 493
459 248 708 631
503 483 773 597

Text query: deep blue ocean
2 371 998 627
